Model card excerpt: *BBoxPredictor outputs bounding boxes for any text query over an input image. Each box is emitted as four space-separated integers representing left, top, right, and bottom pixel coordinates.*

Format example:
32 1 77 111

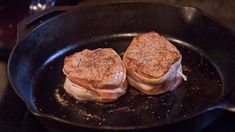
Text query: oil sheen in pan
32 34 223 128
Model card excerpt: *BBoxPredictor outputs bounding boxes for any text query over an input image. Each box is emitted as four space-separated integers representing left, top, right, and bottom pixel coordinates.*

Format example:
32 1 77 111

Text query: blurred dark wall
0 0 234 48
0 0 30 48
80 0 235 32
158 0 235 32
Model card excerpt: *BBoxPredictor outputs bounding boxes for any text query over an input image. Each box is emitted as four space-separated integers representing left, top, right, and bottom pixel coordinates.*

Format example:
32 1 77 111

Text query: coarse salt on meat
63 48 127 102
123 32 186 95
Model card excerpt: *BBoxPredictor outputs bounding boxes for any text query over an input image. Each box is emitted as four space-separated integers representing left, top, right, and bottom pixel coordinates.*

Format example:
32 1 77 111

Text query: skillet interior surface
32 33 223 128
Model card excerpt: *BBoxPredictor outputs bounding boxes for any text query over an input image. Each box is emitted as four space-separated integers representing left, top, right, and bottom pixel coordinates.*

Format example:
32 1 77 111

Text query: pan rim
12 34 224 130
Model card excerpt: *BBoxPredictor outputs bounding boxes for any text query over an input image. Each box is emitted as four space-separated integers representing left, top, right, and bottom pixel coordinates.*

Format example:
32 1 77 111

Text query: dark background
0 0 234 131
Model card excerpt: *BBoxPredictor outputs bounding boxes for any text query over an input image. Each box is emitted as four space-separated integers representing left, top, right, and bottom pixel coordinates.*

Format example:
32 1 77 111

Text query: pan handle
17 6 76 42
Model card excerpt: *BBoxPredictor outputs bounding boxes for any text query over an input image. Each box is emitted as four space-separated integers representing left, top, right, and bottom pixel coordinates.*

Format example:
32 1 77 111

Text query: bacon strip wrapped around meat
63 48 127 102
123 32 186 95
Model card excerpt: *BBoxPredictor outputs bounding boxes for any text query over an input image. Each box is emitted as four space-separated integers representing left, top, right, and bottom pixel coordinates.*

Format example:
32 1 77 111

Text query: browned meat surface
63 48 127 102
123 32 185 95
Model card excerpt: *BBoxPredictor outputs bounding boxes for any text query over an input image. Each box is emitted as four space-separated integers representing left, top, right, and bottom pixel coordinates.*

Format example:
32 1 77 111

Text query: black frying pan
8 1 235 131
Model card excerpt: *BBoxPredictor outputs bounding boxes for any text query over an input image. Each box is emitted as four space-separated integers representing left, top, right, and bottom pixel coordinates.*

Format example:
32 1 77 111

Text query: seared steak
123 32 186 95
63 48 127 102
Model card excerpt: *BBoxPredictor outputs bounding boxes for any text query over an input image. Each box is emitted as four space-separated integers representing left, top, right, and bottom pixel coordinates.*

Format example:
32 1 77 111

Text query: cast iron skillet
8 1 235 131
